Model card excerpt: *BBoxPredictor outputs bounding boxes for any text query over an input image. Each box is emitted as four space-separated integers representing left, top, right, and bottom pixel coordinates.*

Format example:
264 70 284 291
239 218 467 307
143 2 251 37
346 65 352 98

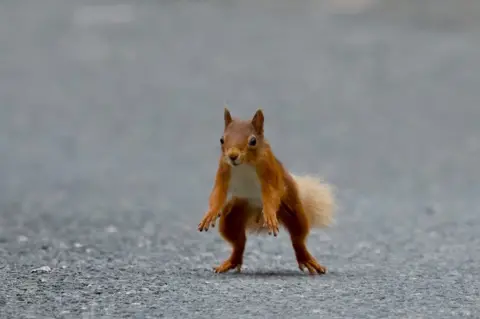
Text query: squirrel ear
251 109 264 134
224 107 233 127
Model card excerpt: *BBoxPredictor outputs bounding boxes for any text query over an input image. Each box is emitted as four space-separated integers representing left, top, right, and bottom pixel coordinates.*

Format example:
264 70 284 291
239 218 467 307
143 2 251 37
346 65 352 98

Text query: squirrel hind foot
213 260 242 273
298 259 327 275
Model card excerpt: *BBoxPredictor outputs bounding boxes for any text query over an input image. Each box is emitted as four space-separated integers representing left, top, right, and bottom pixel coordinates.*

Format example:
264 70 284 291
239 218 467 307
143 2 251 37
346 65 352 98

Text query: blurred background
0 0 479 317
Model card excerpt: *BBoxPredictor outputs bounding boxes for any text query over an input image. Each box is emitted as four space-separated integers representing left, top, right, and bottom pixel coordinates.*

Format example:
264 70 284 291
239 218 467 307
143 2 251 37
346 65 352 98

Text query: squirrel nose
229 154 239 161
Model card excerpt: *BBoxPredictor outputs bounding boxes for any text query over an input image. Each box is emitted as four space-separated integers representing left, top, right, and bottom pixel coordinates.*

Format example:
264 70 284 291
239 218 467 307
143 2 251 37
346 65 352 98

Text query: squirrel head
220 108 265 167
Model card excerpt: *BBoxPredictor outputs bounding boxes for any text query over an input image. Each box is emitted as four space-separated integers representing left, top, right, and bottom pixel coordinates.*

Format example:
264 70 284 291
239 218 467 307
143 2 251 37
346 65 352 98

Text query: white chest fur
228 164 263 205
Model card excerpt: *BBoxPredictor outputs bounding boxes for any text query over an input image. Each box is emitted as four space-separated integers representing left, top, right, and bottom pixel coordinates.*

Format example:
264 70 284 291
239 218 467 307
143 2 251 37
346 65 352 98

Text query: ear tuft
251 109 264 134
224 108 232 127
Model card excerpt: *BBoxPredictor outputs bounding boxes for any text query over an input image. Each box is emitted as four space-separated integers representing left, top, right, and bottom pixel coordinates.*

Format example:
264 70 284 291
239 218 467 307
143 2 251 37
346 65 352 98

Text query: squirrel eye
248 136 257 146
220 137 224 144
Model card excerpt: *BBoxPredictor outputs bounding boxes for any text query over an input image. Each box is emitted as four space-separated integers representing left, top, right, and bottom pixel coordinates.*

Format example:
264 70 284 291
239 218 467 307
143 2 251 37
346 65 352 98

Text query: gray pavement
1 0 479 318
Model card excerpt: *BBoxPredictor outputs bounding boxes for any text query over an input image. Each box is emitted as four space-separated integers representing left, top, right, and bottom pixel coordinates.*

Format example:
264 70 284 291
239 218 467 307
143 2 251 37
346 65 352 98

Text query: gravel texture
1 0 480 318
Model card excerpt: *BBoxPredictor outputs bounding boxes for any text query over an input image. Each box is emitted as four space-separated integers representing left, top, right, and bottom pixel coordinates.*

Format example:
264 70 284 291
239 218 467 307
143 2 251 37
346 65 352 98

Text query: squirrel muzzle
225 148 242 166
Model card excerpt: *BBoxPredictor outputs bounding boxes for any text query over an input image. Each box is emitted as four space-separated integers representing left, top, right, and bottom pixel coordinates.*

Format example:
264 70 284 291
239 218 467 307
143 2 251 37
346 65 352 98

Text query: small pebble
105 225 118 233
17 235 29 243
143 223 155 236
59 242 69 249
31 266 52 273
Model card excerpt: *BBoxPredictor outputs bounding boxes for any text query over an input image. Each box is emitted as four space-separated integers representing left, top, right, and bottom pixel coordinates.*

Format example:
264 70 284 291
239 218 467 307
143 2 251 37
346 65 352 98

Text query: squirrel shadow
203 269 338 278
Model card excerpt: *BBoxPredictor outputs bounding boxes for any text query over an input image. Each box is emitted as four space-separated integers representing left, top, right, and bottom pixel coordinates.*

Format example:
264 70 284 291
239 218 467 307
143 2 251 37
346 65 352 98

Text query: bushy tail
292 174 336 228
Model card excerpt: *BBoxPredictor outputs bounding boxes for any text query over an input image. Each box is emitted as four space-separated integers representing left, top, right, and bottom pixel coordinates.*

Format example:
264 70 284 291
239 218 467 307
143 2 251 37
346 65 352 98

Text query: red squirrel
198 108 335 275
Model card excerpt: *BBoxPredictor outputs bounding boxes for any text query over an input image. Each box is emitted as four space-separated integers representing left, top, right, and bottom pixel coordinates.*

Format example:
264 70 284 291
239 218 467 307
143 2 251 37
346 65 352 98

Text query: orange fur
197 156 230 230
198 108 336 275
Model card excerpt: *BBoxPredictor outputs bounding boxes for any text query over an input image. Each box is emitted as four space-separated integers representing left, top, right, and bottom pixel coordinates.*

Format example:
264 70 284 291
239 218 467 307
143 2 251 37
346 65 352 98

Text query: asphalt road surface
1 1 480 318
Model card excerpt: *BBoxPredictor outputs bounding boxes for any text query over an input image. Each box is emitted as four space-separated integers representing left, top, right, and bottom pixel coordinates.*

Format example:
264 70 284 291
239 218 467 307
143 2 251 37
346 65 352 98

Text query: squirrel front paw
262 211 279 236
198 211 219 232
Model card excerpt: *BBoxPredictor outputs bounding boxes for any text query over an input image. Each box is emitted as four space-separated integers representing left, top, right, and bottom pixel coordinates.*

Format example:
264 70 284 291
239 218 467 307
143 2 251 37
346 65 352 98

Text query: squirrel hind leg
215 198 249 273
277 205 327 275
